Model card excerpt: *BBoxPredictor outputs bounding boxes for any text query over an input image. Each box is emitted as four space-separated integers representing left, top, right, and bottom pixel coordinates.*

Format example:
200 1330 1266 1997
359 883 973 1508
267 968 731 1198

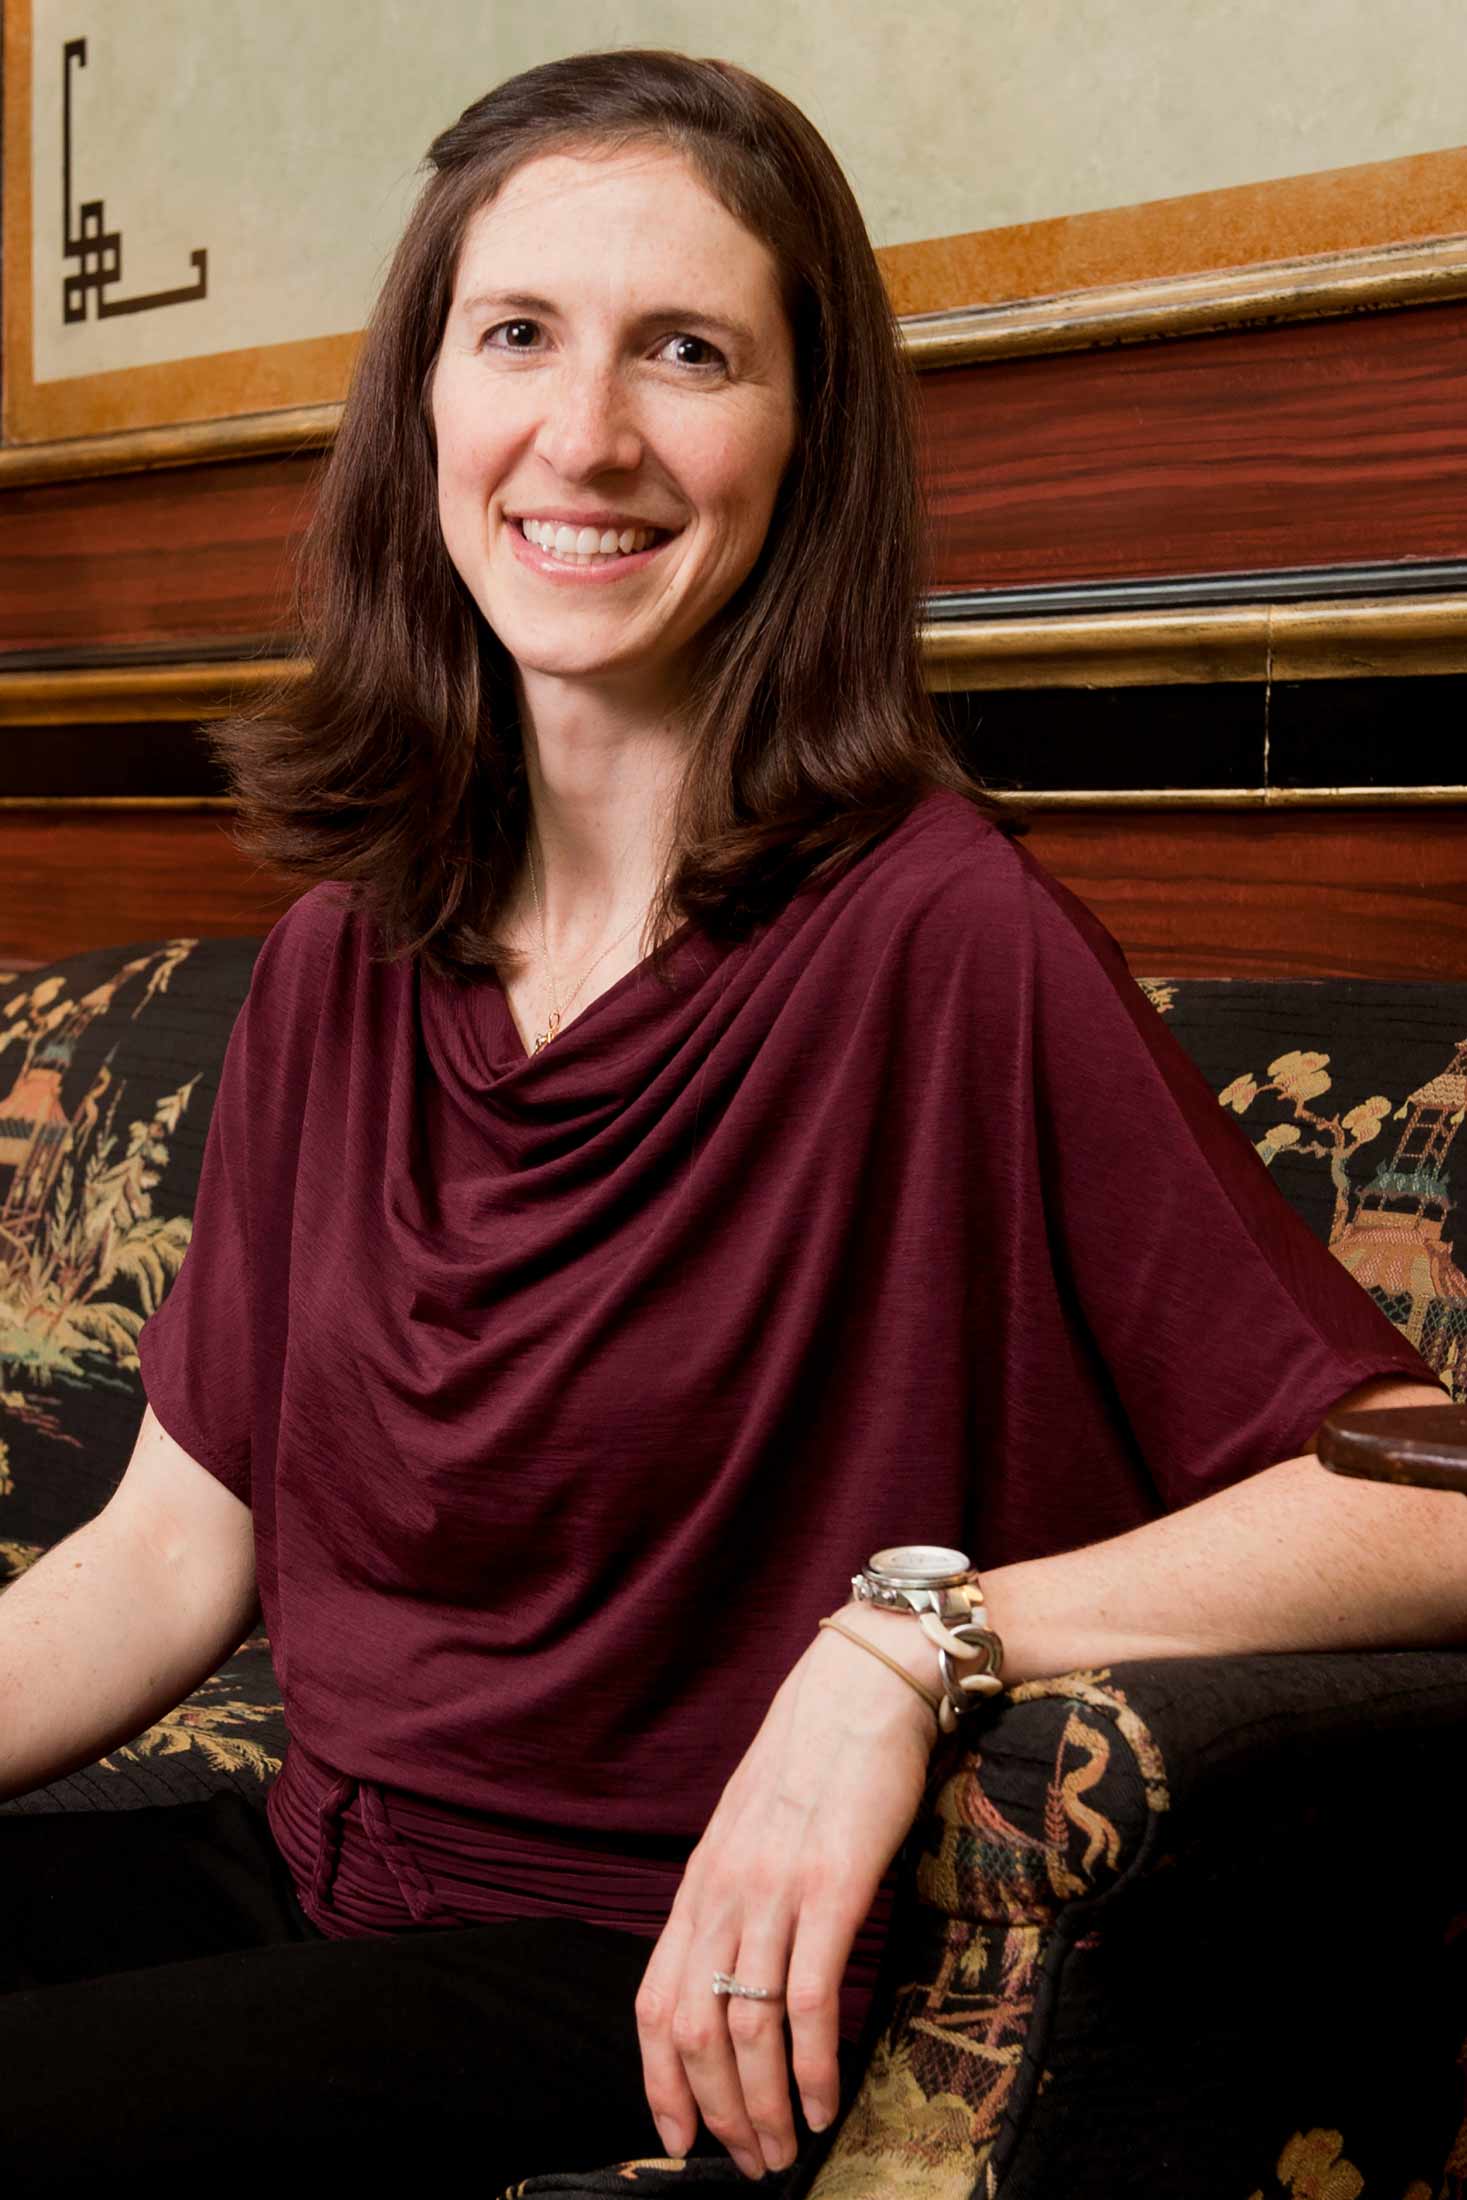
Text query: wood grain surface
0 810 294 963
1019 805 1467 981
0 454 317 658
918 296 1467 593
4 803 1464 981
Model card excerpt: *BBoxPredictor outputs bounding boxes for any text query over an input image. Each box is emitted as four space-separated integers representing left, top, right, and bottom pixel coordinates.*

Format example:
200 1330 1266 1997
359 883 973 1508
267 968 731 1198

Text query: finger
723 1919 798 2175
635 1921 701 2158
670 1939 767 2179
783 1897 857 2137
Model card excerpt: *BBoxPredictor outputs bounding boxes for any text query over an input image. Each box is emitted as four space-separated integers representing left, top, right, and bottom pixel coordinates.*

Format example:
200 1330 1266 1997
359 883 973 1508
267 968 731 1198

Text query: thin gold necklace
525 834 652 1053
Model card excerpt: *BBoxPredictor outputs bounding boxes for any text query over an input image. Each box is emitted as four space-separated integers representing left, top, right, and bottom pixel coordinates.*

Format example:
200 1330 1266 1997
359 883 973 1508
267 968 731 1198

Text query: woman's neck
509 678 689 960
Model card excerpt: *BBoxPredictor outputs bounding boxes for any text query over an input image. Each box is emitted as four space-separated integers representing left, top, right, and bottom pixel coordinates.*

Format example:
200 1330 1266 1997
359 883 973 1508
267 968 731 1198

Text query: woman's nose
533 363 644 481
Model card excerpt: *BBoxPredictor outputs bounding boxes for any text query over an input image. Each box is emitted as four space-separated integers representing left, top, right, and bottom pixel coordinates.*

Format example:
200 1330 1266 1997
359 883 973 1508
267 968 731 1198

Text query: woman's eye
659 333 726 371
482 319 540 351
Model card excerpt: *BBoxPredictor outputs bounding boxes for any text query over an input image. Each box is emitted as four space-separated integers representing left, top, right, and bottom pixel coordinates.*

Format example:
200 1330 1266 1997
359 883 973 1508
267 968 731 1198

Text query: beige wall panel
12 0 1467 435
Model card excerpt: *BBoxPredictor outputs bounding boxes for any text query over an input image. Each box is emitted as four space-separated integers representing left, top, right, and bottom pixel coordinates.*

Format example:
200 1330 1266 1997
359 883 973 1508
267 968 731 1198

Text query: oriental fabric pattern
504 1674 1171 2200
803 1673 1171 2200
0 935 259 1559
0 943 203 1503
0 934 273 1814
1138 982 1467 1404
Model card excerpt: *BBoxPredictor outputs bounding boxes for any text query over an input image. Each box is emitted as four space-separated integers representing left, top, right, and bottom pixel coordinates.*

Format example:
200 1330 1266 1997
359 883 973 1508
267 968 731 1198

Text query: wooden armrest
1314 1404 1467 1495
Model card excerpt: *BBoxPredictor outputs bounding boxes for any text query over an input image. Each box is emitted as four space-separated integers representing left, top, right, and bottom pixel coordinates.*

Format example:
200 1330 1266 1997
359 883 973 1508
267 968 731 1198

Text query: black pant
3 1792 857 2193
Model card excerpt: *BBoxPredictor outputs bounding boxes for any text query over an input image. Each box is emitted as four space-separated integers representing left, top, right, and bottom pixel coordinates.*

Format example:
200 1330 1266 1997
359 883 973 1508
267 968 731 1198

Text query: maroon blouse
136 789 1432 2042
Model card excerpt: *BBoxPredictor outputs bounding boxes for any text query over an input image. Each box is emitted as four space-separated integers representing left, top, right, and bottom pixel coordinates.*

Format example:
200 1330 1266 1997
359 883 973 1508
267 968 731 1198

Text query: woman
2 48 1460 2196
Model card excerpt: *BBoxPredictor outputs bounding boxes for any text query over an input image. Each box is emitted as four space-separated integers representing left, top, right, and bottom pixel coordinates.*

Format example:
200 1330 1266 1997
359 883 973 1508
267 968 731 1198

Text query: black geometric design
61 38 208 325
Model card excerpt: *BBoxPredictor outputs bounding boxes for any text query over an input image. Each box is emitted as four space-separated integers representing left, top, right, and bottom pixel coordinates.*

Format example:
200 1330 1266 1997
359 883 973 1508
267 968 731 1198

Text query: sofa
2 929 1466 2200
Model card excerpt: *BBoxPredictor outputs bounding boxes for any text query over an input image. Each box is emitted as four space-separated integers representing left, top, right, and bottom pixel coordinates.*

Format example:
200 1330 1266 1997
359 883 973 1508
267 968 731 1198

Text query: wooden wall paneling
918 296 1467 593
0 808 294 964
1 802 1463 982
1020 805 1467 981
0 453 318 659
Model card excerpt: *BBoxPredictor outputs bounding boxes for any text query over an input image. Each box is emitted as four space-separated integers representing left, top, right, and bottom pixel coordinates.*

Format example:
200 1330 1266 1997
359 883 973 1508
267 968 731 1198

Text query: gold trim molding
901 234 1467 368
994 785 1467 809
1 592 1462 726
0 407 341 488
921 593 1467 688
0 661 309 724
5 234 1466 488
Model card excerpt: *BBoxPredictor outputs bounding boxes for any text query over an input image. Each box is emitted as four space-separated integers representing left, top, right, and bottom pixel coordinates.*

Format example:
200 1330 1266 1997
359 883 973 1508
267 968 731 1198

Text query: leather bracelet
817 1615 942 1726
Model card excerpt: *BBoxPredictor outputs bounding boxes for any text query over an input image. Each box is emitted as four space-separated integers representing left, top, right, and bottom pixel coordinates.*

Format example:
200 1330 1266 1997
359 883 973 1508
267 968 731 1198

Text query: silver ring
712 1970 784 2001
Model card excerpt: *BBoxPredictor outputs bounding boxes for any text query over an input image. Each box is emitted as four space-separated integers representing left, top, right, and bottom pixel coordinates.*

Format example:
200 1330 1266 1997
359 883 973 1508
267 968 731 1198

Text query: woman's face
429 143 799 708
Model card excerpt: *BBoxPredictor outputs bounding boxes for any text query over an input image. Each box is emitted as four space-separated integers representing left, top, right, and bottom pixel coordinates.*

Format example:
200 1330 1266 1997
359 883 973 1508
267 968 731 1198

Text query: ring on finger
712 1970 785 2002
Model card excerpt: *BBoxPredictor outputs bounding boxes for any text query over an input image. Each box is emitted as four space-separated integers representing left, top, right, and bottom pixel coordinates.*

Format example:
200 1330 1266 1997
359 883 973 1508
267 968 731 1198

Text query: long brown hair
216 48 1017 982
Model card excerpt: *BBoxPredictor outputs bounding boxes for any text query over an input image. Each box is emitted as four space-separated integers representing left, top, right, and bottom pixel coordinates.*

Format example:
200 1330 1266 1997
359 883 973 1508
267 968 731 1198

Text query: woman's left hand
633 1616 936 2180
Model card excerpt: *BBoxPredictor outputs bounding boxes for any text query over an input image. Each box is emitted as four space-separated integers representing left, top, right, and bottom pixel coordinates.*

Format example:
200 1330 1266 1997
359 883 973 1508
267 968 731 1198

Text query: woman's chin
501 638 667 690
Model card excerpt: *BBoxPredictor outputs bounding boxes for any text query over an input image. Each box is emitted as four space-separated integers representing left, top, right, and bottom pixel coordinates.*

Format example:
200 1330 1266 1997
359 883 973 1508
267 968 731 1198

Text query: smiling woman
7 42 1462 2200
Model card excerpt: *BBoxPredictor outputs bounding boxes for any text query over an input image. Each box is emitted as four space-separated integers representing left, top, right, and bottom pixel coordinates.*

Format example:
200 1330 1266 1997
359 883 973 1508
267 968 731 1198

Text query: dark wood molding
923 593 1467 688
0 661 303 722
927 559 1467 620
0 452 316 657
0 807 294 963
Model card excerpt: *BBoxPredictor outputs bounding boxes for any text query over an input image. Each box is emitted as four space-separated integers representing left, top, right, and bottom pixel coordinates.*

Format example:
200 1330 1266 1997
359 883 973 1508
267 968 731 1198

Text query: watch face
869 1543 971 1586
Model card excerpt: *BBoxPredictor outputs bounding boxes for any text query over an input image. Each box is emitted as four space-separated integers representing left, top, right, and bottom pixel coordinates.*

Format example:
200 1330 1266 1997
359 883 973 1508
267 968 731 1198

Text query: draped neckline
492 912 702 1068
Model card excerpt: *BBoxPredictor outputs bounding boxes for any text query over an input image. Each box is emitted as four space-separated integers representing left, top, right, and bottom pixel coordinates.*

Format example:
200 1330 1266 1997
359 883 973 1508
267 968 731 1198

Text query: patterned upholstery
3 938 1466 2196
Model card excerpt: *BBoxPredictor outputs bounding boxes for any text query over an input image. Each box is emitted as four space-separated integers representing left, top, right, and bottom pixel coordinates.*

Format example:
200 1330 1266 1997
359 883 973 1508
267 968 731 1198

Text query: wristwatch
851 1544 1004 1730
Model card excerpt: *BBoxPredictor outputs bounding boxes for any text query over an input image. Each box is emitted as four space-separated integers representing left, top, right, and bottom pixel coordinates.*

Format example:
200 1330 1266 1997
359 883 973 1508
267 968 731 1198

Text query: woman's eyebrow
458 289 757 352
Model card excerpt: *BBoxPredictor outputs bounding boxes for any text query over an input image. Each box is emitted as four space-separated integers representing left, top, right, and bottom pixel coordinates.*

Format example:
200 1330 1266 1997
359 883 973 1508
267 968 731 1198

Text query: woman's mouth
509 515 678 578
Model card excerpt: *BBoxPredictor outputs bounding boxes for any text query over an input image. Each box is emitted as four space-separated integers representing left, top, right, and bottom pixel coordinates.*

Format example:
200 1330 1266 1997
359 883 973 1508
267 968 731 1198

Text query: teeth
519 518 659 561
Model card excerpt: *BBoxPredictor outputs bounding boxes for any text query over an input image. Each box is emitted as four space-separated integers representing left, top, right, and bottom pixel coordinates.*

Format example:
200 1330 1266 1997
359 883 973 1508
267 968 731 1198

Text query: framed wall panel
6 0 1467 468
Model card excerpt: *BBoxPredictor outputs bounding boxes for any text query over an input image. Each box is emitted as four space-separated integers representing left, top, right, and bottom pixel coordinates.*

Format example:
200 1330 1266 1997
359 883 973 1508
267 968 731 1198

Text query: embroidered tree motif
0 945 199 1389
1218 1051 1391 1243
97 1666 283 1784
1219 1042 1467 1396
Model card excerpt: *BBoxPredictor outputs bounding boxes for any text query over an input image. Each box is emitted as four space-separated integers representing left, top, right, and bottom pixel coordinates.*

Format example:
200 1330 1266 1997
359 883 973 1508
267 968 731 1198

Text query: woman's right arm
0 1404 258 1804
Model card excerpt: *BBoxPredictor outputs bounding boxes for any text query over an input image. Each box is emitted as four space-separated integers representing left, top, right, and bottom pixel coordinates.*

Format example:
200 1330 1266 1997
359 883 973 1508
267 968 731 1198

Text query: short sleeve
136 887 340 1508
1013 850 1441 1509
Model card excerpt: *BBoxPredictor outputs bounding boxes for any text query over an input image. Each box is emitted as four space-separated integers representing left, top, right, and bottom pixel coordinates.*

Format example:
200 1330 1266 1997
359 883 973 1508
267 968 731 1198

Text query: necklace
524 833 653 1053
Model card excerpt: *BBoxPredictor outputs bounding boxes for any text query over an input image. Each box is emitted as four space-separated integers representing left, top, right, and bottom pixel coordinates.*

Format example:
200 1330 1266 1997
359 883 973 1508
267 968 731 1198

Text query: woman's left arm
985 1375 1467 1684
634 1375 1467 2180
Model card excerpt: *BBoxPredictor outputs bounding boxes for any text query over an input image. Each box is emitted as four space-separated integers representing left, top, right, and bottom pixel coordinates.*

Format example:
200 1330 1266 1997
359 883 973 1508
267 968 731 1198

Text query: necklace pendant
532 1007 561 1053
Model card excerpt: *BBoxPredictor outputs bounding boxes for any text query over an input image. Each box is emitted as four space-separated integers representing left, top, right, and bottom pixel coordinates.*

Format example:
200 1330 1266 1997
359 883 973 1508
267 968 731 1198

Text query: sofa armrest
1316 1402 1467 1496
807 1647 1467 2200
